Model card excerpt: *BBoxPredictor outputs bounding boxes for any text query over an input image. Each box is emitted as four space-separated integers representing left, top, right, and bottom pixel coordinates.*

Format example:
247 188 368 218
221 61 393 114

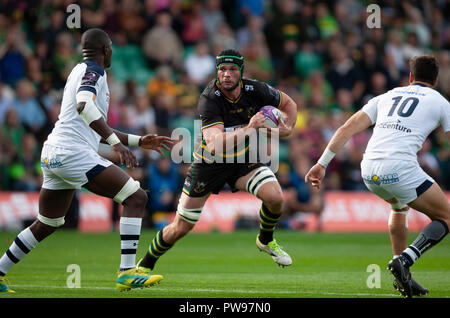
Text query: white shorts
41 143 113 190
361 159 434 205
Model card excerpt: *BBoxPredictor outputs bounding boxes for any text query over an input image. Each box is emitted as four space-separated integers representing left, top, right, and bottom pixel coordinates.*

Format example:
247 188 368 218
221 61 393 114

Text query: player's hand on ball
112 143 139 168
276 114 292 138
304 163 326 189
139 134 178 155
248 111 267 129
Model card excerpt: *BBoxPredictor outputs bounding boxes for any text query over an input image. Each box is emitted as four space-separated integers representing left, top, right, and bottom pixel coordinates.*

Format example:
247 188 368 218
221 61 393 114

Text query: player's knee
113 178 141 205
31 218 58 240
262 190 284 213
123 188 148 211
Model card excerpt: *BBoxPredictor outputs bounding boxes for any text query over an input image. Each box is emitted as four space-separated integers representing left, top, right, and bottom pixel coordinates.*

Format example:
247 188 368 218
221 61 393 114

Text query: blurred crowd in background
0 0 449 229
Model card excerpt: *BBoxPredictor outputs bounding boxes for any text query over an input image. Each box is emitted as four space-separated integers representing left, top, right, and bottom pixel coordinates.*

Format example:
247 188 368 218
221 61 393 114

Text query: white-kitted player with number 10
0 28 177 293
305 55 450 298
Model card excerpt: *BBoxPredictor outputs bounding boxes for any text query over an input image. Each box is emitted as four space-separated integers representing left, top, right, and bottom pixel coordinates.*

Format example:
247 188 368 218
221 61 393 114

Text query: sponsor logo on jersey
245 85 254 91
363 173 400 185
377 120 412 133
246 106 257 118
229 108 244 114
395 90 425 96
80 71 101 87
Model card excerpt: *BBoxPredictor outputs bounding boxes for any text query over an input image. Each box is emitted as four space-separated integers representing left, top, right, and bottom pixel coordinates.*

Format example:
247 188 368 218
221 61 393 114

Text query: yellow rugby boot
0 276 15 293
116 267 163 292
136 258 152 274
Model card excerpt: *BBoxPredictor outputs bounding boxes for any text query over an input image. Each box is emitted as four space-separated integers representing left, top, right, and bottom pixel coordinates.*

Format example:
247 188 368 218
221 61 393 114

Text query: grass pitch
0 229 449 298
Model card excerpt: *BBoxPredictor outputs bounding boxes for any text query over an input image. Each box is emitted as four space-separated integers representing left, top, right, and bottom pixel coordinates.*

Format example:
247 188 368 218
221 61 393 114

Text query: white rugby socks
0 228 38 276
119 217 142 271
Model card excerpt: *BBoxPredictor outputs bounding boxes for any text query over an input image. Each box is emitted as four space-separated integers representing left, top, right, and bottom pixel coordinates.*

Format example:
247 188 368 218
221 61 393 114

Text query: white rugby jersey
362 83 449 161
45 60 110 151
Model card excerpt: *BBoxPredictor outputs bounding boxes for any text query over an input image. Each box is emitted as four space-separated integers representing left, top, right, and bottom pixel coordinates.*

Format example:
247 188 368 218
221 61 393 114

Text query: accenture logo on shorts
377 120 411 133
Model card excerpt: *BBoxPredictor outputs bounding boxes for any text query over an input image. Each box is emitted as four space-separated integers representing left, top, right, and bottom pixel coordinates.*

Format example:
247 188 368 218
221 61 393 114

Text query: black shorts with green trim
182 162 265 197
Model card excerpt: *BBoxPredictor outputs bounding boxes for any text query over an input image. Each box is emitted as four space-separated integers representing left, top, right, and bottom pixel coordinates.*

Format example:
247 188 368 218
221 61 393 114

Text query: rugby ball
260 105 284 128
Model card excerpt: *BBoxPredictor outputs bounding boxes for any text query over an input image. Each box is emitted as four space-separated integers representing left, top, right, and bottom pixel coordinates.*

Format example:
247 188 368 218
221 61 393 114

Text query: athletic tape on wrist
317 148 336 168
106 133 121 146
128 134 141 147
76 91 102 125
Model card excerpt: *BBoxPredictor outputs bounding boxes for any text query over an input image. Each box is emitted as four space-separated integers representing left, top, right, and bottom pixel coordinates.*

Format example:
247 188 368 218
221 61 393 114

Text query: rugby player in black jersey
137 49 298 271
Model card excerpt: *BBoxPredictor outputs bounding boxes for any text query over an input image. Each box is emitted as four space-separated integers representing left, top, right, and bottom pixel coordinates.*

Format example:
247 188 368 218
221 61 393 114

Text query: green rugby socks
140 229 172 270
258 204 281 245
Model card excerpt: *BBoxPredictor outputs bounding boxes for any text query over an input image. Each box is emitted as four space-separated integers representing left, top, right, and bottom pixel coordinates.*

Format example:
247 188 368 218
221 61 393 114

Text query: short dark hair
81 28 111 52
409 55 439 84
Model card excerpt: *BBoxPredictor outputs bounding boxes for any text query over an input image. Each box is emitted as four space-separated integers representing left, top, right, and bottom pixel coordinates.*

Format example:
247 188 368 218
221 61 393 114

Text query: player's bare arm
305 110 373 189
105 130 177 154
76 94 138 168
202 111 267 155
276 91 297 138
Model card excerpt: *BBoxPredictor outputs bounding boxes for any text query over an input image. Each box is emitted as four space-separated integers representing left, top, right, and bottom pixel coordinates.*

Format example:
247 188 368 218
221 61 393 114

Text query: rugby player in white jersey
0 28 176 293
305 55 449 298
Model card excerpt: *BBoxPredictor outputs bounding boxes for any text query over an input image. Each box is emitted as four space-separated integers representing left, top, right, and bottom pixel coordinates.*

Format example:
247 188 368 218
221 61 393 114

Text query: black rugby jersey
193 78 281 162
